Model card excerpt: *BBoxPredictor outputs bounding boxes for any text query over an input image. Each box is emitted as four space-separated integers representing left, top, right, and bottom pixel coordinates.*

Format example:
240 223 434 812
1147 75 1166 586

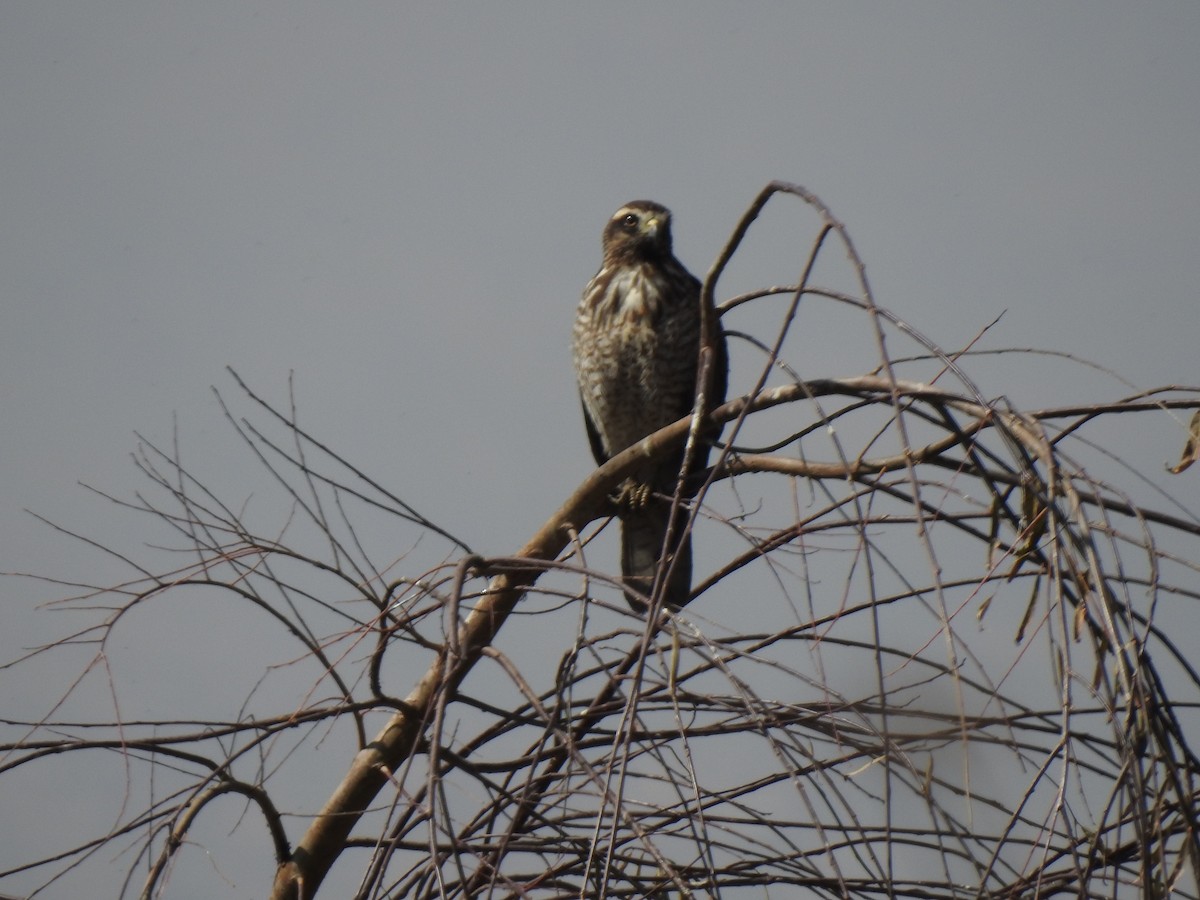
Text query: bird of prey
571 200 727 610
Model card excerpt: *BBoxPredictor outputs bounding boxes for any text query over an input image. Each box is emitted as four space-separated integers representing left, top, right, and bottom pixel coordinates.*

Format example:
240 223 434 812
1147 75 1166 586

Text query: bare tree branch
6 184 1200 900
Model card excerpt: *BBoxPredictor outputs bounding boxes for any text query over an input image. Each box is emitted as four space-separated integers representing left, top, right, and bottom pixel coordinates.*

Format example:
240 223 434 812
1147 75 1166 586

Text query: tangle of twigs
4 182 1200 900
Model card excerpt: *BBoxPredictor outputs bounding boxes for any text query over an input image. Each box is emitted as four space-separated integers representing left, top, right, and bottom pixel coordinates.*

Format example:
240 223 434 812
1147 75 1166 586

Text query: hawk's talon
613 481 654 513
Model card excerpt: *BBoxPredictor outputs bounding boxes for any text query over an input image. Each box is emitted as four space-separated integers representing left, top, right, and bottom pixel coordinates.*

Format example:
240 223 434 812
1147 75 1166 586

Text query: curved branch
142 779 290 899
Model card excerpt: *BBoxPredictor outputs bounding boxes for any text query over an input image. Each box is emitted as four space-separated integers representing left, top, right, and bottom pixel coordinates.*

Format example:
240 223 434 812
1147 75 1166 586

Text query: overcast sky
3 4 1199 897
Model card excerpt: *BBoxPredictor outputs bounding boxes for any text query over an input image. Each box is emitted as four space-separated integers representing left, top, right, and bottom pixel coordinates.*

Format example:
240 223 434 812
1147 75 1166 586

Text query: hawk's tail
620 503 693 611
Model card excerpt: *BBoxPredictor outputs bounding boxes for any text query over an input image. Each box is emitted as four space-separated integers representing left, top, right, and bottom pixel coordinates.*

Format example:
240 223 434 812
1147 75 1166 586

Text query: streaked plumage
572 201 727 610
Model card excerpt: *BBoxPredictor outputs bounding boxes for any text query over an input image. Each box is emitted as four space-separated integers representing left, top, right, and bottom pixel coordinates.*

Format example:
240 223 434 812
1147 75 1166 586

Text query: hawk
571 200 727 610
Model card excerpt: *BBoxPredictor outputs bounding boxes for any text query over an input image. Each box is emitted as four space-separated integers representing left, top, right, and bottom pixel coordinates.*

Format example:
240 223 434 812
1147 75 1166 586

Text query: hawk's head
601 200 674 266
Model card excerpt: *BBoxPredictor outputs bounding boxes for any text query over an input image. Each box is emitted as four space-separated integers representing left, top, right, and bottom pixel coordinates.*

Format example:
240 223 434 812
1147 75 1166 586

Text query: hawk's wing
579 397 609 467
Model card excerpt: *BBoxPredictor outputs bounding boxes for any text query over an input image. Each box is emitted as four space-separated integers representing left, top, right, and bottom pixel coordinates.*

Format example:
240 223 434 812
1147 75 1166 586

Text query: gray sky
3 4 1199 897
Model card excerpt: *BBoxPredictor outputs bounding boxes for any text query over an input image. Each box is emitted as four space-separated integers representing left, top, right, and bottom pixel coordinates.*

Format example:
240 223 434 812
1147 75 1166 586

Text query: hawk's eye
621 213 639 229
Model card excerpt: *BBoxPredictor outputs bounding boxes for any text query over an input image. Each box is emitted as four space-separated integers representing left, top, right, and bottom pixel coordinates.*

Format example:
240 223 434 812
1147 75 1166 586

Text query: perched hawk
571 201 727 610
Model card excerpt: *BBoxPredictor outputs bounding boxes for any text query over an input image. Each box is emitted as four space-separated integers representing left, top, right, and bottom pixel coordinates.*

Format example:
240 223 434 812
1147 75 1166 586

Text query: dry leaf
1168 410 1200 474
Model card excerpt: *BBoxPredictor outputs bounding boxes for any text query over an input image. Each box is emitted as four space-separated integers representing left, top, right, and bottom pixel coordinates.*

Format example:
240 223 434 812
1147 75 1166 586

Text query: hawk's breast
572 262 701 461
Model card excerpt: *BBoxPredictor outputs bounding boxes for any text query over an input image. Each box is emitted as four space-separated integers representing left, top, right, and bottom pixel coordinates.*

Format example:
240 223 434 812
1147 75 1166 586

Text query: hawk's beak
641 216 663 238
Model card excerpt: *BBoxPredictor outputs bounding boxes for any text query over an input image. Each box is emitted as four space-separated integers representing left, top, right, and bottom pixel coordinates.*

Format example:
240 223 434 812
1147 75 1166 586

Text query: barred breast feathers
582 265 667 325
